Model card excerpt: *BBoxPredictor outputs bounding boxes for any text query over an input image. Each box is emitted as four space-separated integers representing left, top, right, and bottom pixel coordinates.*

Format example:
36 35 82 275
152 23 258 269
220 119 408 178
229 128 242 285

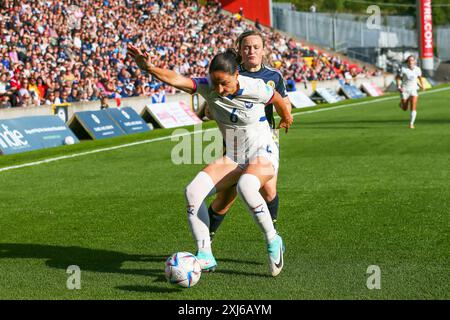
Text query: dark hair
209 49 239 75
405 55 416 64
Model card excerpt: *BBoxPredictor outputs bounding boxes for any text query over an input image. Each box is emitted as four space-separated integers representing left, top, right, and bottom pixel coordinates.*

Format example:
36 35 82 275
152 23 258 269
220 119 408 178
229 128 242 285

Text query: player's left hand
278 116 293 133
127 44 153 72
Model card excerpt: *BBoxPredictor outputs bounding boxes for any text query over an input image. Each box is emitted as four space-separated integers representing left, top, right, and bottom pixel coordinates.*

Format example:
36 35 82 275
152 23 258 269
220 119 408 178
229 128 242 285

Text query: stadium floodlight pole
416 0 434 77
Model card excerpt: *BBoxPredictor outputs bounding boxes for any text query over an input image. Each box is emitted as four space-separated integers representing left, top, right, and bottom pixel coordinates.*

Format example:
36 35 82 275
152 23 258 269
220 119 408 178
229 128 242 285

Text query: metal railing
272 8 450 61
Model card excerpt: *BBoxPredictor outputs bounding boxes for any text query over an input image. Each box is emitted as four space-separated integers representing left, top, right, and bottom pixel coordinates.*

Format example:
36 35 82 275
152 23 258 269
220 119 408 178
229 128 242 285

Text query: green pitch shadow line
0 243 168 278
115 285 183 293
214 269 272 279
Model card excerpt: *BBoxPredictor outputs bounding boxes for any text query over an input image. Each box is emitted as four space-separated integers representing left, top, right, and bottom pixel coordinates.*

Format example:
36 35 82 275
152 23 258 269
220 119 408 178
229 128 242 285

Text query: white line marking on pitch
1 87 449 173
0 129 217 173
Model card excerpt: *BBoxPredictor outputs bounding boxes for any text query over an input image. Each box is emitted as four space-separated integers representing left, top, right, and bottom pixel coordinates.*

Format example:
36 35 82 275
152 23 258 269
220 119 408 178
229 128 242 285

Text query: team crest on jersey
244 102 254 109
267 80 276 88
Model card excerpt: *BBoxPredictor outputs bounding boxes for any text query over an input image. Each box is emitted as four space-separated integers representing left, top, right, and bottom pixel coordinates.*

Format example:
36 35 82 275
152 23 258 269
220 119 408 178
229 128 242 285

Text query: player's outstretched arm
396 75 403 92
270 92 293 133
127 44 195 94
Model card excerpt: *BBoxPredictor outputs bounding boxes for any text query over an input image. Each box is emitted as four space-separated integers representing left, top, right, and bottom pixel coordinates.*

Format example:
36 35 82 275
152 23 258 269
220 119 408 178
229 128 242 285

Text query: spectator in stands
151 86 166 104
255 19 262 31
0 94 12 108
286 77 297 92
310 3 317 13
214 0 222 14
60 90 70 104
18 78 30 101
18 92 32 107
100 95 109 110
78 90 90 102
44 89 56 105
0 72 10 94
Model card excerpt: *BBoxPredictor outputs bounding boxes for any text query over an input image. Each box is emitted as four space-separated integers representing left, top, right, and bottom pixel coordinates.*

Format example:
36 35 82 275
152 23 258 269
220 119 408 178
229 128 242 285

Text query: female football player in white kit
396 55 426 129
127 44 293 277
207 30 292 241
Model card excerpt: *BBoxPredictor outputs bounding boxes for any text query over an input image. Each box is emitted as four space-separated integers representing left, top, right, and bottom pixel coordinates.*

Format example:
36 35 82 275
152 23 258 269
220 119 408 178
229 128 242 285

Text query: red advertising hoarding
219 0 272 27
418 0 434 59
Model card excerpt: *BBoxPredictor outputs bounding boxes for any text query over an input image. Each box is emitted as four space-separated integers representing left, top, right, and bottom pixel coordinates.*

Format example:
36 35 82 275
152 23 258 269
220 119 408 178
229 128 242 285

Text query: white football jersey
192 75 277 165
399 66 422 90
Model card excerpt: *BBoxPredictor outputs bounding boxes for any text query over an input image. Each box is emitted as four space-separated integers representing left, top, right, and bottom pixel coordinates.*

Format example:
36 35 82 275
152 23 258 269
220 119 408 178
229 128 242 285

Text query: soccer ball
64 136 75 145
165 252 201 288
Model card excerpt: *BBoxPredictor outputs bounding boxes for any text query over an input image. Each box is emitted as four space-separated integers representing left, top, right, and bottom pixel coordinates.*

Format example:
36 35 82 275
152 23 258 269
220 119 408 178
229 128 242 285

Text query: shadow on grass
214 269 271 278
0 242 173 293
116 285 182 293
218 257 263 266
0 243 271 292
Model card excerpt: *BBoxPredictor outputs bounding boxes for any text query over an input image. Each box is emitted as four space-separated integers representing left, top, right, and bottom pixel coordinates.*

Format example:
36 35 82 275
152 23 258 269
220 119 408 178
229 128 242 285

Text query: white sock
410 110 417 125
236 174 277 243
185 171 216 254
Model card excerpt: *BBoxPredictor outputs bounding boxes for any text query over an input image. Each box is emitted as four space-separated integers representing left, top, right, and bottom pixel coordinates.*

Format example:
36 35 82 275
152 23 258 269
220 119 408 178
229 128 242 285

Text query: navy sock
208 205 226 236
266 194 279 226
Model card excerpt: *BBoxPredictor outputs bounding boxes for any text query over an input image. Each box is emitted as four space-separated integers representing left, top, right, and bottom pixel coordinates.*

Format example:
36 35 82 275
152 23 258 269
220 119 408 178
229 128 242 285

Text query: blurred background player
396 55 426 129
208 30 292 241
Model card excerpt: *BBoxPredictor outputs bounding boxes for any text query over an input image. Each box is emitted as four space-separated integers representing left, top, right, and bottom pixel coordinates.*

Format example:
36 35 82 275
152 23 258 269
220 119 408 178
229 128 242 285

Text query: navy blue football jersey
239 64 288 128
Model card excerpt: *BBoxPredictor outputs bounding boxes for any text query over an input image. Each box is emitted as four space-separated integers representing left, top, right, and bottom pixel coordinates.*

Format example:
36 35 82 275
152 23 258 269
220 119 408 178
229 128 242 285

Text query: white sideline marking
0 129 217 173
1 87 449 173
288 86 450 118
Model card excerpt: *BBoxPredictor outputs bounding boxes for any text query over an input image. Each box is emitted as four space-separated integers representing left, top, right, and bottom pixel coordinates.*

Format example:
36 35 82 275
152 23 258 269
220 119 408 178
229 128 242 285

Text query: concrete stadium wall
0 75 394 121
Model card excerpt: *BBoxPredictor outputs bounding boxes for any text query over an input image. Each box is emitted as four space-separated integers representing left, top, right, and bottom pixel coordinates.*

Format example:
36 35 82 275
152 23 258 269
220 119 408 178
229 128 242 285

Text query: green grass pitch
0 86 449 299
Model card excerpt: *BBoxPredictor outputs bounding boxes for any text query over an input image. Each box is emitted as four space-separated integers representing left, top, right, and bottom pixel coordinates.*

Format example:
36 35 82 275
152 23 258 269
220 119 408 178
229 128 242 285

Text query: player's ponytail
209 49 239 75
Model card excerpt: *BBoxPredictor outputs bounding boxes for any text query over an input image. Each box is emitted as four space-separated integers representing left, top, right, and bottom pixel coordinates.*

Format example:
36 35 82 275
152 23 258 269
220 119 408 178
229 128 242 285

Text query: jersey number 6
230 108 238 123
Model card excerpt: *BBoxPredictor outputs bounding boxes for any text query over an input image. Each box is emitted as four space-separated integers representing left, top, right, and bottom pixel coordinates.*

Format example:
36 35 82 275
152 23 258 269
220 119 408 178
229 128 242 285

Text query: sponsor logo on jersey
267 80 276 88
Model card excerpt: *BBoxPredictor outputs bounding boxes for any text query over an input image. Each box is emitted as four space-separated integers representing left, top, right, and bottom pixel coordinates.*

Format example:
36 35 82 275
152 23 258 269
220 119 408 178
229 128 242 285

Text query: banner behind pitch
0 116 79 155
69 110 125 140
417 0 434 72
105 107 150 134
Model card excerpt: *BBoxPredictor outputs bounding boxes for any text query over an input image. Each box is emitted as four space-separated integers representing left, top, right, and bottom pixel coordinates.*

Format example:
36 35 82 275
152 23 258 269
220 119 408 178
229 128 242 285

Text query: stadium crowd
0 0 379 109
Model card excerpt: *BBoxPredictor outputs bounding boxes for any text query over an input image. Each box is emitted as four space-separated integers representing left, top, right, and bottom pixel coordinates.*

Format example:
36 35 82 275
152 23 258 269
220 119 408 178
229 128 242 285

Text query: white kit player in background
127 44 293 277
396 55 426 129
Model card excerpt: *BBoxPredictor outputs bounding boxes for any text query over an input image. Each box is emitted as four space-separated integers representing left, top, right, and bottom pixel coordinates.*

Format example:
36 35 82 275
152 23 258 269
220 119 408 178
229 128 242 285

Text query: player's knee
261 184 277 202
237 174 261 199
